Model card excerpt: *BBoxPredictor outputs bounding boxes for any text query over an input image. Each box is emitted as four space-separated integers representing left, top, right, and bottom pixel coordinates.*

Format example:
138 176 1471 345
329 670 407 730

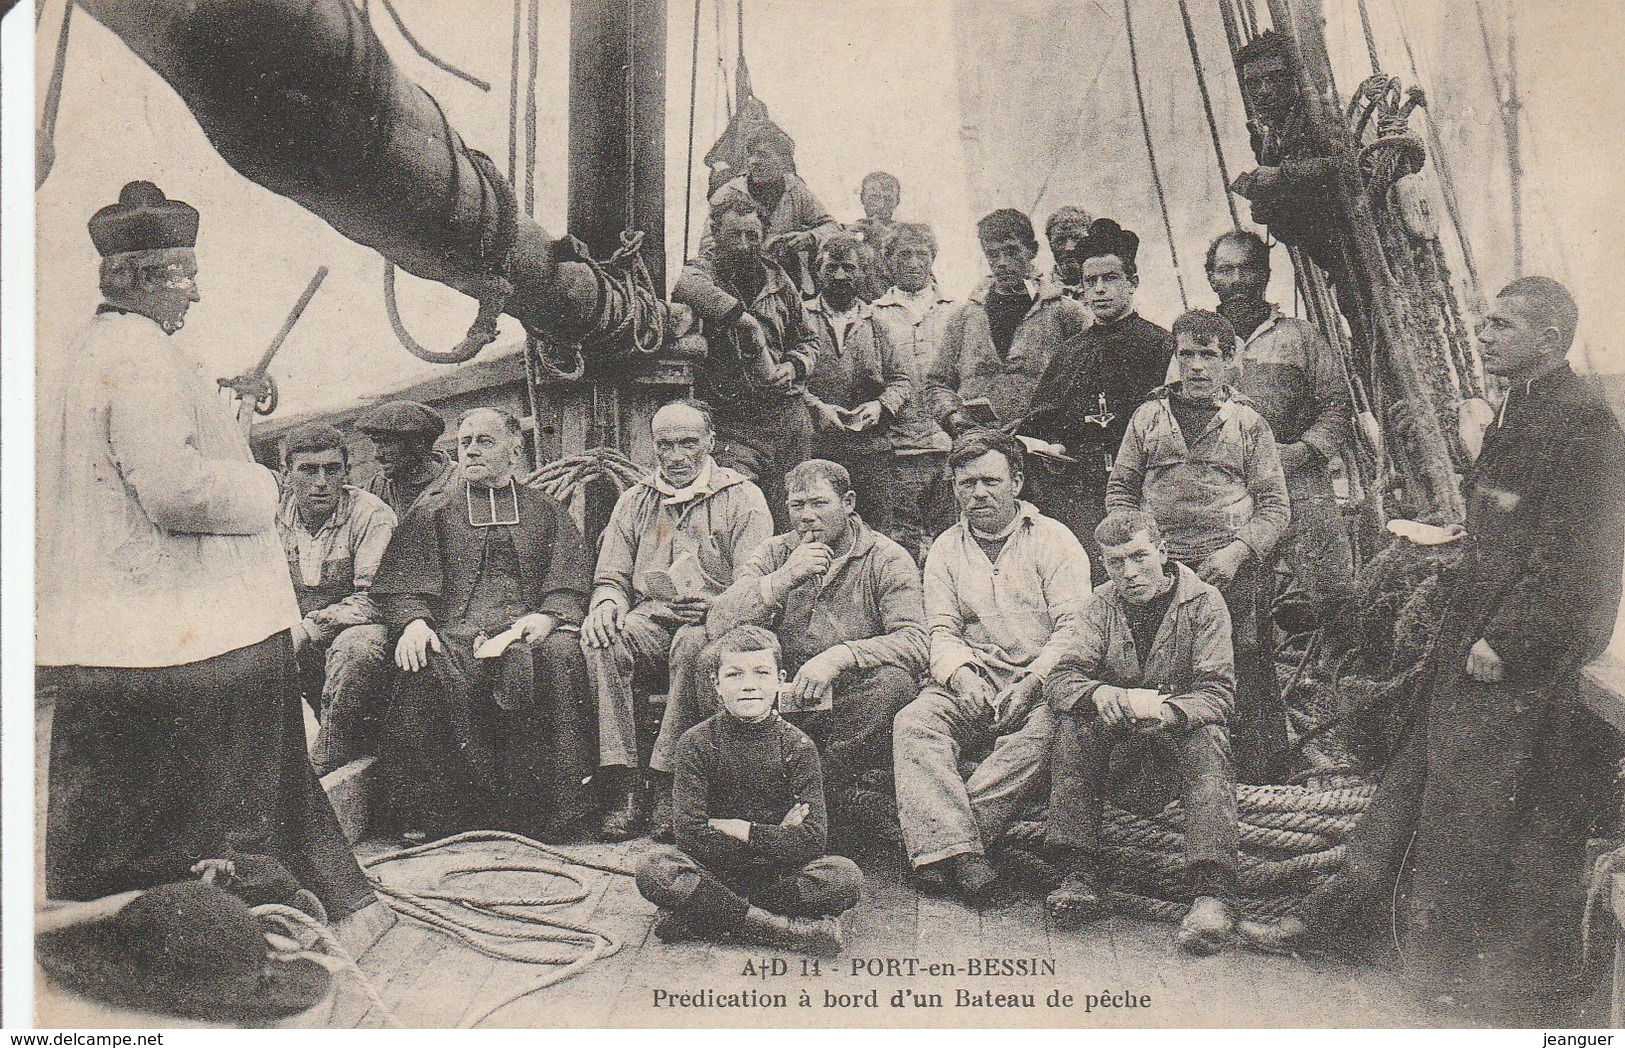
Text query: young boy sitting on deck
634 625 863 956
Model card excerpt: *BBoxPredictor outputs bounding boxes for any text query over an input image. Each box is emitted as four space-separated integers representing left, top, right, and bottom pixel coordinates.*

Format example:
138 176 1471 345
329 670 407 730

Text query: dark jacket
1044 562 1235 728
673 253 820 417
802 297 914 457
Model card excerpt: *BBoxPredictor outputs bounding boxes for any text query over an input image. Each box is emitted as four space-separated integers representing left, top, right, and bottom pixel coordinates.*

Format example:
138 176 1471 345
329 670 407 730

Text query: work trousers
1180 558 1287 784
583 608 708 772
893 678 1056 867
1045 713 1239 874
714 398 814 532
44 632 375 918
295 623 391 777
636 845 862 924
888 452 956 566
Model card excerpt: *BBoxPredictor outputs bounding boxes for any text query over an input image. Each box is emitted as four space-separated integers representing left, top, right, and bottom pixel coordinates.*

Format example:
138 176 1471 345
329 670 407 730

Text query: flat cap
356 400 445 441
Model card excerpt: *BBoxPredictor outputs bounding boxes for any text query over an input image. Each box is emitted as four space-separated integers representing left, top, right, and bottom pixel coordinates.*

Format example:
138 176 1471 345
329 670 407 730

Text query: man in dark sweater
635 625 863 956
1021 219 1175 571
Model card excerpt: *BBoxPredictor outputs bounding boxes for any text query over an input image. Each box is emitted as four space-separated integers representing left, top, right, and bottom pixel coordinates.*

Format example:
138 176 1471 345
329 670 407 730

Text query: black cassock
1310 362 1625 1018
371 481 596 839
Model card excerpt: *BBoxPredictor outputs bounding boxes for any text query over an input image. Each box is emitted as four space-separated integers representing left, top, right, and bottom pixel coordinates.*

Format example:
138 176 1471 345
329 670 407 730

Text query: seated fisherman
1041 510 1240 955
702 459 926 821
635 625 863 956
583 399 774 842
802 234 912 538
357 400 459 519
1107 310 1290 784
275 424 397 776
893 430 1092 902
371 407 596 841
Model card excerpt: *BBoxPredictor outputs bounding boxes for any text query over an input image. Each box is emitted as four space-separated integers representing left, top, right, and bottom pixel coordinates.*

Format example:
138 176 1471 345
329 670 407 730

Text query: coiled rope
522 446 644 513
360 830 636 1028
256 902 401 1028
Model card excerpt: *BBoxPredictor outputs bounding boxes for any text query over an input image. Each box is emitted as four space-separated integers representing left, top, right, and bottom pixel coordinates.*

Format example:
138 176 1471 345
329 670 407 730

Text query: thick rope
1122 0 1189 310
372 0 491 91
522 447 643 514
360 830 634 1027
36 0 73 189
254 903 400 1028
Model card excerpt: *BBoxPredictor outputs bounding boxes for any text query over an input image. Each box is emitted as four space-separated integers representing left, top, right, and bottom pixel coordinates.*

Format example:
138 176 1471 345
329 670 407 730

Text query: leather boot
736 906 844 957
1176 896 1236 955
599 777 649 842
951 854 999 902
1235 915 1315 955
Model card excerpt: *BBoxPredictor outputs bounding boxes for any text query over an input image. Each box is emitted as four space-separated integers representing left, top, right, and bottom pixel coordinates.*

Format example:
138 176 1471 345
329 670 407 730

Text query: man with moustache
802 233 912 539
703 459 926 821
871 222 959 563
675 195 821 530
1021 219 1175 567
583 399 774 841
893 431 1092 902
371 408 596 841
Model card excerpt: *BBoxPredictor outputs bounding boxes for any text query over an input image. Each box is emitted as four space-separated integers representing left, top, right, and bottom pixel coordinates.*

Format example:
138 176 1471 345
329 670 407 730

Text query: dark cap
89 182 199 257
356 400 445 442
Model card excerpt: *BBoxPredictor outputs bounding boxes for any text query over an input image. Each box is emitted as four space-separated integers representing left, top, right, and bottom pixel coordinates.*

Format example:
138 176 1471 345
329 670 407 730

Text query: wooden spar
1179 0 1241 229
79 0 626 348
1267 0 1466 522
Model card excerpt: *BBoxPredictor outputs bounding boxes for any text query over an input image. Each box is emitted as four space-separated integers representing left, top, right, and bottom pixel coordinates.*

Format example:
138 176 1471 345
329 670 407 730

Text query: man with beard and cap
701 459 926 839
926 210 1090 438
38 181 374 919
871 223 959 563
1107 309 1290 784
675 195 822 531
801 233 913 540
893 431 1092 902
1043 206 1094 297
583 399 774 842
357 400 458 519
1238 278 1625 1025
275 424 397 777
370 407 596 841
705 122 840 297
1021 218 1175 571
1205 230 1354 649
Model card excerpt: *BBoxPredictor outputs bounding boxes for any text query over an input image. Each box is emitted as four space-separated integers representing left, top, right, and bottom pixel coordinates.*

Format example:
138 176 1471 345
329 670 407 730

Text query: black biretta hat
36 881 331 1026
88 182 199 257
1076 218 1140 269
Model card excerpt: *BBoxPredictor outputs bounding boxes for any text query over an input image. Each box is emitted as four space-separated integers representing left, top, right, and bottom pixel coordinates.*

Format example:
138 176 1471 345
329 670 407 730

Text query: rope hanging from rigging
1122 0 1190 310
36 0 74 189
1179 0 1242 229
369 0 492 91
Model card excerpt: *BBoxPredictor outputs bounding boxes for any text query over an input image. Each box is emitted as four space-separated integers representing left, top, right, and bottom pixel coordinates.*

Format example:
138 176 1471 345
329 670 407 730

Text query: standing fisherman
37 182 373 916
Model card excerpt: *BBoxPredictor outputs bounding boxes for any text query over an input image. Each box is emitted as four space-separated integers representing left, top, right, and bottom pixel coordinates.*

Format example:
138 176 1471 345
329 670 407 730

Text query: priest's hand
396 619 442 672
708 818 751 842
1466 638 1506 683
1197 541 1250 589
780 803 810 828
514 613 557 645
583 600 627 649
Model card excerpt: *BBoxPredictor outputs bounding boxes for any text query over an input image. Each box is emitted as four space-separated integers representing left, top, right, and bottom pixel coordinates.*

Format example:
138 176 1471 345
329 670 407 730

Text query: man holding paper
701 459 927 835
1039 510 1240 956
801 234 913 541
370 408 595 841
584 400 774 841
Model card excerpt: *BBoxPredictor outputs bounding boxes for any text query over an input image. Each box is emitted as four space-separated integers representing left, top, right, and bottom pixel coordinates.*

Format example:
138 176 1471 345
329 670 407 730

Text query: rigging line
1355 0 1382 75
715 0 733 118
35 0 73 190
682 0 703 264
376 0 491 91
624 0 638 232
1122 0 1189 310
1384 0 1484 309
1029 26 1128 214
508 0 522 186
525 0 540 215
1179 0 1242 229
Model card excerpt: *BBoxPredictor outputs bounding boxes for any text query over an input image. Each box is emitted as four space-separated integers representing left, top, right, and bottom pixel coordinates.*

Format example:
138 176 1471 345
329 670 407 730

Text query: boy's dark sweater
672 711 828 873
